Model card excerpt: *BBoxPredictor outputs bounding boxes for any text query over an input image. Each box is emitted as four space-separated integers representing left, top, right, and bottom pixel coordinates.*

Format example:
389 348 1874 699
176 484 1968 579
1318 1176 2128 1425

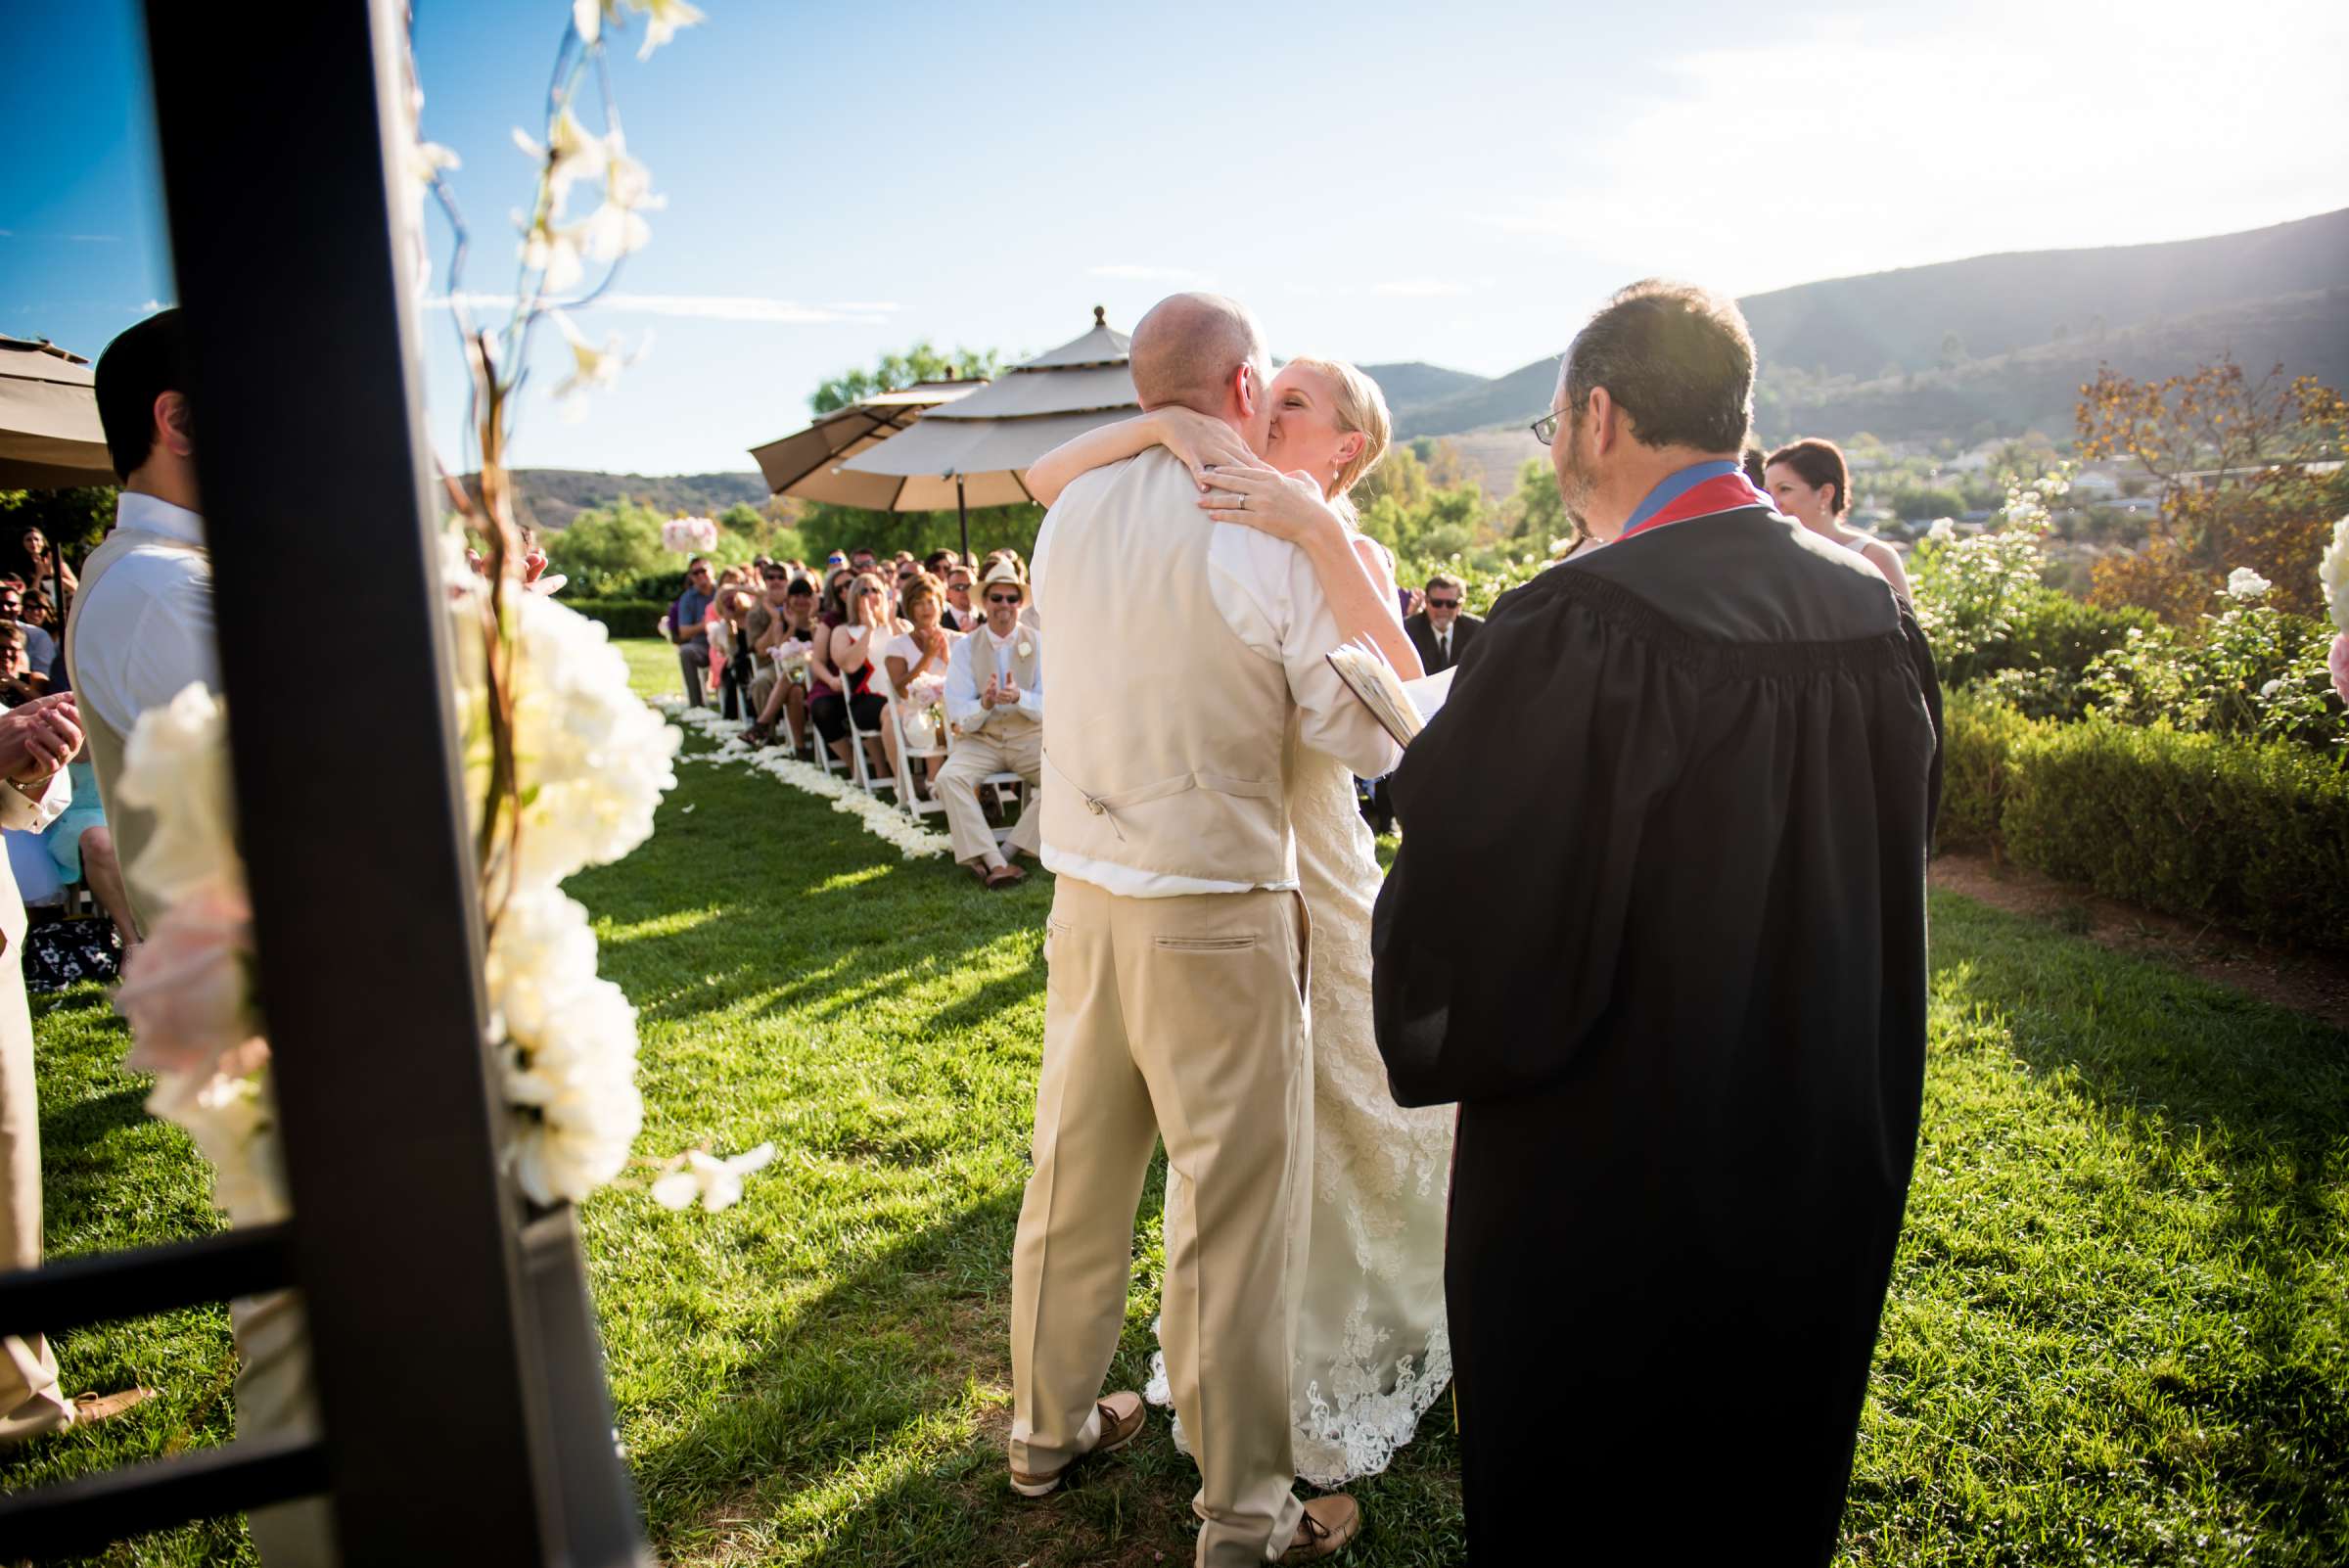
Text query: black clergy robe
1372 506 1942 1563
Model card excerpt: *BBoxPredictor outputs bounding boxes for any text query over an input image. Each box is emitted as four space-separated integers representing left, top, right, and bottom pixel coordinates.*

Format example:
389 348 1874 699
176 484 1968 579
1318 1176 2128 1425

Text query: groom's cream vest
64 523 210 932
1038 448 1291 887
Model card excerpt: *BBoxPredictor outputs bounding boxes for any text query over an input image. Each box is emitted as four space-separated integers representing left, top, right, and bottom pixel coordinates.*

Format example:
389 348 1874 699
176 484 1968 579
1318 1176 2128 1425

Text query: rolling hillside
1385 208 2349 445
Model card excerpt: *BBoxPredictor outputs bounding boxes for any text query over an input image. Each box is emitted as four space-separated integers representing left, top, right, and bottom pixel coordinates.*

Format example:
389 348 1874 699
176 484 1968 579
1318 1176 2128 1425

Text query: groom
1013 293 1398 1565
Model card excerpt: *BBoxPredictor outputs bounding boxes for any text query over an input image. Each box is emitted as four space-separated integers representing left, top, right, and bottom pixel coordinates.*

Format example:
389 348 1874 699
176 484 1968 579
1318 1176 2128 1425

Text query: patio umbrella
0 336 112 489
747 377 987 509
842 307 1137 561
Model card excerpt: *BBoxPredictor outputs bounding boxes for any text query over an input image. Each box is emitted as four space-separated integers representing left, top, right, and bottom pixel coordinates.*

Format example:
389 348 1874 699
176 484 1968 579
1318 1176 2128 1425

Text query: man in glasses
668 556 716 707
941 566 981 633
1403 571 1479 676
937 561 1044 889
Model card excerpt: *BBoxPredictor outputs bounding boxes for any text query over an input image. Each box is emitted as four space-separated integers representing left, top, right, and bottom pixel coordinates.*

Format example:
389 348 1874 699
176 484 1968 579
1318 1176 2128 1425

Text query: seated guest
982 550 1042 631
668 556 716 707
0 584 58 683
850 546 878 574
941 564 982 632
41 743 136 950
1741 443 1769 489
1405 571 1481 673
883 575 962 796
1765 438 1913 604
745 575 822 749
711 586 759 720
0 628 46 708
937 561 1042 890
922 548 957 580
818 566 854 629
809 573 900 777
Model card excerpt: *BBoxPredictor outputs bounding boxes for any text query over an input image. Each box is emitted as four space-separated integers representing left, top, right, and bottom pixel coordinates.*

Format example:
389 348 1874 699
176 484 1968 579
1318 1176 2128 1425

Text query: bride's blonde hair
1285 356 1392 507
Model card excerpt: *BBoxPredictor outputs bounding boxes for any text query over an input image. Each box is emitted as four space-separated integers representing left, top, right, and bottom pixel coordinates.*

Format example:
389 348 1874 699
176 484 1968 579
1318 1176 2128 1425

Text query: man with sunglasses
941 566 981 633
1402 572 1479 676
668 556 716 707
937 561 1043 889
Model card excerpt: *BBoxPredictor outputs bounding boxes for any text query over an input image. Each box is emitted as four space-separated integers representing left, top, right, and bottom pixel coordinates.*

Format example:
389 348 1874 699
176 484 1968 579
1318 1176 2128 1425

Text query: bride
1026 358 1454 1488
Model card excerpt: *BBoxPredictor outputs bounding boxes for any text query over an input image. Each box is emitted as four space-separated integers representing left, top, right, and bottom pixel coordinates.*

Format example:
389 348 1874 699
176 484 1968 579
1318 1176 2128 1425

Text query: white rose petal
2223 567 2273 602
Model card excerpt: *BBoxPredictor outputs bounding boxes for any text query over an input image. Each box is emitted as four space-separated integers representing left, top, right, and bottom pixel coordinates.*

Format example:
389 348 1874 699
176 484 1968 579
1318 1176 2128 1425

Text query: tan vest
1037 448 1292 886
64 524 210 934
952 624 1041 736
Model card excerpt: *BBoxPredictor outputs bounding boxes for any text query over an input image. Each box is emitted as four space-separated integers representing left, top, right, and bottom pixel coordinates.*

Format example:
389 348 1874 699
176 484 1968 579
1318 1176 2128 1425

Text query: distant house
2068 469 2122 499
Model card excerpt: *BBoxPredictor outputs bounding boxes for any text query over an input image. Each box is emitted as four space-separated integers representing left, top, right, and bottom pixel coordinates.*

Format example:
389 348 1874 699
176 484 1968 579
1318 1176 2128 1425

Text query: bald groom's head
1130 293 1270 449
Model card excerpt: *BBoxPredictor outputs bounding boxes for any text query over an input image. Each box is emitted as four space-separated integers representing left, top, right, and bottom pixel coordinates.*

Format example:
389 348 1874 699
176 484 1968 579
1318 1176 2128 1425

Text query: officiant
1371 281 1942 1562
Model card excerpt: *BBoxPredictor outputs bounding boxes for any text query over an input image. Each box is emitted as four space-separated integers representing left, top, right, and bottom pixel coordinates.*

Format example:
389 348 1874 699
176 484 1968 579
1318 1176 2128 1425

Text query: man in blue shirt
669 556 715 706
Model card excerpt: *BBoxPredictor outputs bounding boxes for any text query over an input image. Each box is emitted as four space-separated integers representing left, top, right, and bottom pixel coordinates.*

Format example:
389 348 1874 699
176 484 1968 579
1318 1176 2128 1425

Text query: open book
1326 641 1456 749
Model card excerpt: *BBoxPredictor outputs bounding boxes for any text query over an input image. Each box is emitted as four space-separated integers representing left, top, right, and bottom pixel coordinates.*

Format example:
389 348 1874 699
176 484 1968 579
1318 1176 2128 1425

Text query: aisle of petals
657 700 954 859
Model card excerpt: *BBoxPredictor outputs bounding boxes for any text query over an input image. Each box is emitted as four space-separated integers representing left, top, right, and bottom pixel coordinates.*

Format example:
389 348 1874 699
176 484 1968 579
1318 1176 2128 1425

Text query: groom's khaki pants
1011 877 1312 1568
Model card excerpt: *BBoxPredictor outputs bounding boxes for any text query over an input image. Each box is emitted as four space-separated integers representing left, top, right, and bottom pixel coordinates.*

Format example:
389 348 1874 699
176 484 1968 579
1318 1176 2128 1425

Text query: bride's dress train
1146 725 1453 1487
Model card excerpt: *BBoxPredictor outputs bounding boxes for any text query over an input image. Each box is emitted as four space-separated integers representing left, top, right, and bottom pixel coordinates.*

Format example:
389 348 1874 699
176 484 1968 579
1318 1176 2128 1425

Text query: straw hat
978 559 1030 605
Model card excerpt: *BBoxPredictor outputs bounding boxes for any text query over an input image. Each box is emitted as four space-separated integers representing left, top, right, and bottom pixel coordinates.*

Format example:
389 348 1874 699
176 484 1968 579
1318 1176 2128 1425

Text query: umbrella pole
956 479 969 565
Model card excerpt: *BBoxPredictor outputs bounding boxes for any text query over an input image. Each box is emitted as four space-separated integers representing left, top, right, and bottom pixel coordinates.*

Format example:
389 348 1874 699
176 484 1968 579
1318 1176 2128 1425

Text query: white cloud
422 293 894 325
1475 1 2349 299
1089 263 1216 287
139 299 164 314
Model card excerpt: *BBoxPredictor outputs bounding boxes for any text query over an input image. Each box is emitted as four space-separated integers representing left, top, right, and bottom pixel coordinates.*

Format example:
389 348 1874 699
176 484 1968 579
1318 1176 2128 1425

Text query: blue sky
7 0 2346 476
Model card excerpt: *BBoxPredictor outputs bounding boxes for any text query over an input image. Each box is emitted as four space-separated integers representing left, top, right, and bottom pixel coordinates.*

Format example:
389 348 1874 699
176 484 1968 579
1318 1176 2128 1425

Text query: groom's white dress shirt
71 491 216 739
1032 504 1398 899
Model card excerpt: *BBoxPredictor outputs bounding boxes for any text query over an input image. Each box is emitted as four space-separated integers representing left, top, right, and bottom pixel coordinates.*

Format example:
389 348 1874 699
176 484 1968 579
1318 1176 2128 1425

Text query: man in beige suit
0 692 146 1445
935 560 1043 890
1011 295 1399 1564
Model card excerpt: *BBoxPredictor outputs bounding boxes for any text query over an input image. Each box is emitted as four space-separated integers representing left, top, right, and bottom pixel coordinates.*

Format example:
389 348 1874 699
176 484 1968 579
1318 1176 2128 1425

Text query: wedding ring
1237 493 1247 511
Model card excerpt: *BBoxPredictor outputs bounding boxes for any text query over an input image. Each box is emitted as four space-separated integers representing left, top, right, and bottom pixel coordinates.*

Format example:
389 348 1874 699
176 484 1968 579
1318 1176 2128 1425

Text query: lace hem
1143 1315 1453 1489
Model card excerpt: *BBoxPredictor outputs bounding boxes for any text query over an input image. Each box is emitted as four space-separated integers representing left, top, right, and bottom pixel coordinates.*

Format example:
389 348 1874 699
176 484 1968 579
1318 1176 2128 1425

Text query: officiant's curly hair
1562 281 1753 454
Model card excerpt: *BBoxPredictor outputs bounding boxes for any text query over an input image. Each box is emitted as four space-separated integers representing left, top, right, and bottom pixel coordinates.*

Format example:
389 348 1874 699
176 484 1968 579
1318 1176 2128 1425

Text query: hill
497 469 769 530
1358 361 1494 418
1387 208 2349 446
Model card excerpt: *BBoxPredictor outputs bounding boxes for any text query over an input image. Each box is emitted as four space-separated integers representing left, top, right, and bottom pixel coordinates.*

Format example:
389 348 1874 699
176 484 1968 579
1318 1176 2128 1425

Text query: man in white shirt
1008 295 1395 1564
936 561 1043 890
70 308 327 1559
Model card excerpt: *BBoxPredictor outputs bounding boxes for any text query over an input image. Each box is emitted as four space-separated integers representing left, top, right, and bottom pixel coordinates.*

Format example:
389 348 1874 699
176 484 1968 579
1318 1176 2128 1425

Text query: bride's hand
1197 464 1347 550
1154 406 1264 482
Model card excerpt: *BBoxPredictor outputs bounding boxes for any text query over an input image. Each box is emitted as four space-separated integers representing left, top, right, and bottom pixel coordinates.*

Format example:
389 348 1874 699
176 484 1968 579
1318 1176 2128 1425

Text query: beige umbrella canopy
0 336 113 488
747 377 987 509
842 307 1138 556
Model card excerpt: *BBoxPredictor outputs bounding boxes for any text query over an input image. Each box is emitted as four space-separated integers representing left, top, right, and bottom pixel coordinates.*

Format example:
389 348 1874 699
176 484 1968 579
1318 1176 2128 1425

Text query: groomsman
75 309 331 1560
1403 573 1480 674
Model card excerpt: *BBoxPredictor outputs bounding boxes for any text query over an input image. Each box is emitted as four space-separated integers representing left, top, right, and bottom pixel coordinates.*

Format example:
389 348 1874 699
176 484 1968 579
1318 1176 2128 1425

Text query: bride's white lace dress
1146 719 1455 1486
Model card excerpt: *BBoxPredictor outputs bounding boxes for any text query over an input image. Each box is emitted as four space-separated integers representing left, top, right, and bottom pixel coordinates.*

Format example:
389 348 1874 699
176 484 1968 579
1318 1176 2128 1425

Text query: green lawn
3 636 2342 1565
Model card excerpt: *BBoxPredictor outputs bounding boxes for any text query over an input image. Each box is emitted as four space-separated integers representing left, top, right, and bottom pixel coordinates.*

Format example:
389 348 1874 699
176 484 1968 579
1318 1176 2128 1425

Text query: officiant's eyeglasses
1530 409 1564 445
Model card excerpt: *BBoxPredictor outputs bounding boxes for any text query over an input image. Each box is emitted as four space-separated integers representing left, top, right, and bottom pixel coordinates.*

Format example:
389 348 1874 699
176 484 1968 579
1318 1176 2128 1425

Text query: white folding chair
983 769 1028 849
892 701 950 822
847 664 898 802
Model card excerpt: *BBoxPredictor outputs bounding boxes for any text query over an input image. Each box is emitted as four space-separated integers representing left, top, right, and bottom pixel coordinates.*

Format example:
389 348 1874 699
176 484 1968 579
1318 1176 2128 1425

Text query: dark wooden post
0 1 647 1560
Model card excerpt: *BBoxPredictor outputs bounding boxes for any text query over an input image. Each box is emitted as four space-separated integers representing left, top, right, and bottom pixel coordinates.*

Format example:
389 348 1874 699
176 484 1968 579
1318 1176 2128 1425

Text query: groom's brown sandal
1281 1495 1361 1561
1008 1390 1145 1498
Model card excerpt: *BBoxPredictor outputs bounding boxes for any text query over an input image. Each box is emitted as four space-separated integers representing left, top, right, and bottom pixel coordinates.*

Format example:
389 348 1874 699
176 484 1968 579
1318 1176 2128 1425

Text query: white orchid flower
632 0 706 58
522 216 587 293
653 1142 776 1212
2223 567 2273 602
513 107 608 208
550 310 649 417
578 129 664 261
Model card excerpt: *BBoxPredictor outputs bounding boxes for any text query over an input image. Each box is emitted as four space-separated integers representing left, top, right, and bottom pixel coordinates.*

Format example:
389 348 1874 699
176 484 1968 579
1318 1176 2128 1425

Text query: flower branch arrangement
114 0 699 1222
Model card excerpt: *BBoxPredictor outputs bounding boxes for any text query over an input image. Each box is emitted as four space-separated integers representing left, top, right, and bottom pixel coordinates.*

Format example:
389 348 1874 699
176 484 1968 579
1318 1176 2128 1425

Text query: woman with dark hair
1764 438 1913 603
809 573 899 777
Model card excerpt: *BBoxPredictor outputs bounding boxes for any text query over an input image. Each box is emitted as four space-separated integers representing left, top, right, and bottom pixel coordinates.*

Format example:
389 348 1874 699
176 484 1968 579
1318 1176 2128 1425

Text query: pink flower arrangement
2329 632 2349 706
116 880 265 1082
662 515 718 553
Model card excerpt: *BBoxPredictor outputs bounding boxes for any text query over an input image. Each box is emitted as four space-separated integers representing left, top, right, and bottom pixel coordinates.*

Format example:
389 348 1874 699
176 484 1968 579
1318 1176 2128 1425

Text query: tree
2077 358 2349 622
1500 457 1567 542
809 341 1006 415
0 485 115 564
1939 330 1967 368
542 498 668 594
1355 441 1430 513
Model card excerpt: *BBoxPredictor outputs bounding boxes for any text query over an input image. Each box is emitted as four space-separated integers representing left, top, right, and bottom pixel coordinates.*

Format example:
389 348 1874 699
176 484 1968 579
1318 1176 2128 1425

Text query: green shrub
1940 695 2349 949
2001 718 2349 949
1960 589 2151 718
563 597 668 638
1939 692 2038 852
